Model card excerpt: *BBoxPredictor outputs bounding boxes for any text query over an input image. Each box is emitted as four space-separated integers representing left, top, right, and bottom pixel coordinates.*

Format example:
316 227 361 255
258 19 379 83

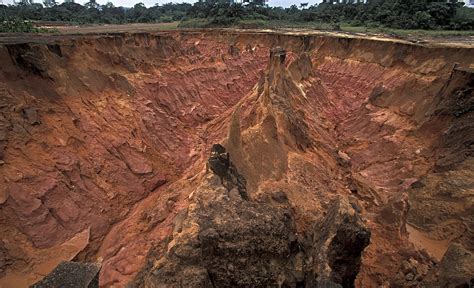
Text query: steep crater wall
0 31 472 287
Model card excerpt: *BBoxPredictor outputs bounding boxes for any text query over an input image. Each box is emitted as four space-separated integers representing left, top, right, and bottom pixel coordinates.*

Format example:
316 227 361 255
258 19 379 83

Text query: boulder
31 261 101 288
21 107 40 125
422 243 474 287
312 198 371 288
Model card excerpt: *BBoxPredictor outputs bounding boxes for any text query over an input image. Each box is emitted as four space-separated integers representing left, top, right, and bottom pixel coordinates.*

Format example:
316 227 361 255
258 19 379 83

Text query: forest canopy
1 0 474 31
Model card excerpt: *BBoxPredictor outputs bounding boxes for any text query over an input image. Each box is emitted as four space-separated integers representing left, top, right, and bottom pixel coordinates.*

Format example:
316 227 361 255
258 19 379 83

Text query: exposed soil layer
0 30 473 287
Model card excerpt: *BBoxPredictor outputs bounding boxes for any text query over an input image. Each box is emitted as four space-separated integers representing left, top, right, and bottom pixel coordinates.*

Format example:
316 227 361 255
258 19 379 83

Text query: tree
1 0 473 30
84 0 99 10
43 0 57 8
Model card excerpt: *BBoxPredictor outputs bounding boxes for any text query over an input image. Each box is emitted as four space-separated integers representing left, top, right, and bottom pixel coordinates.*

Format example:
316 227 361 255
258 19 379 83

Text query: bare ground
0 22 473 48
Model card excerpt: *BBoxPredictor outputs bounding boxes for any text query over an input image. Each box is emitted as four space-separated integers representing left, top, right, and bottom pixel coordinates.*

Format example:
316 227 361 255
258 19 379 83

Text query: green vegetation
179 0 474 30
1 0 474 33
0 17 56 32
0 2 191 25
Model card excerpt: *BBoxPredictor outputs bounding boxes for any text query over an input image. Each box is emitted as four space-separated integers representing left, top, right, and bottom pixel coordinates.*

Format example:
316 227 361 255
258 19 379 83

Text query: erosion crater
0 31 473 287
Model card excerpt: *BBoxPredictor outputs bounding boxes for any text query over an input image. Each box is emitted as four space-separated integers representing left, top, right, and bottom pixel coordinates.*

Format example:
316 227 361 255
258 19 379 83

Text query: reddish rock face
0 31 473 287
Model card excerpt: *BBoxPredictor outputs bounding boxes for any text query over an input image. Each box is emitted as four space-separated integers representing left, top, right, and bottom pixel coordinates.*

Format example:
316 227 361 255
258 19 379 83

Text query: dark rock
272 191 289 203
312 198 371 288
47 44 62 57
0 246 13 275
422 243 474 287
22 107 40 125
410 180 425 189
432 67 474 171
143 189 304 287
315 280 343 288
0 142 5 162
405 272 415 281
208 144 248 200
208 144 229 178
349 201 362 214
31 261 101 288
211 143 226 154
6 44 51 78
0 127 6 141
228 45 240 57
400 257 425 279
245 44 253 53
368 84 390 108
270 46 286 64
186 45 200 55
225 163 248 200
110 73 136 96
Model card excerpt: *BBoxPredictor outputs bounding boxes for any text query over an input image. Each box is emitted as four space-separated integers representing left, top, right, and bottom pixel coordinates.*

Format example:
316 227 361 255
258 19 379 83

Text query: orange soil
0 30 472 287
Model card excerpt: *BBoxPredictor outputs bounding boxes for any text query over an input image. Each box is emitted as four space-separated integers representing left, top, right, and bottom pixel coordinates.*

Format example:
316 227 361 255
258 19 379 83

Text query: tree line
1 0 473 30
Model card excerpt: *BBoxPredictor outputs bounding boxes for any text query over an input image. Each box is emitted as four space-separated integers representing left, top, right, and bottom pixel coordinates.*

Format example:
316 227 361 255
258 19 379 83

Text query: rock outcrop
207 144 248 200
422 243 474 287
312 198 371 288
137 146 303 287
134 145 370 288
31 261 101 288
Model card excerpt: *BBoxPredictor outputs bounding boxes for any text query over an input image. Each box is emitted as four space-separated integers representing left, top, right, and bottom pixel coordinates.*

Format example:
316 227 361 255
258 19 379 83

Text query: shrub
0 18 45 33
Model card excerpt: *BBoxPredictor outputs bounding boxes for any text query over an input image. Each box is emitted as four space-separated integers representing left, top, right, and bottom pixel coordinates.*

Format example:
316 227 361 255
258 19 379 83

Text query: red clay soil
0 30 473 287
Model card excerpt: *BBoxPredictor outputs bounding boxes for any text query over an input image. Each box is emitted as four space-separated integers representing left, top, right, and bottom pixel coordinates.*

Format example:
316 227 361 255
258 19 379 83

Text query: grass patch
149 21 180 30
339 23 474 37
178 18 211 28
179 19 343 30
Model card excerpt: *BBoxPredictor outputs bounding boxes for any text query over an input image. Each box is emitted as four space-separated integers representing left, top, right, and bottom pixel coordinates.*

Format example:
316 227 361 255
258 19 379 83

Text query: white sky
1 0 322 8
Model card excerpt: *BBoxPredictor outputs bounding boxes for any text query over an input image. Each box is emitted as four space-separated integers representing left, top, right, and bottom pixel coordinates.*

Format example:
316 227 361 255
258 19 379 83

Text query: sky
1 0 323 8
